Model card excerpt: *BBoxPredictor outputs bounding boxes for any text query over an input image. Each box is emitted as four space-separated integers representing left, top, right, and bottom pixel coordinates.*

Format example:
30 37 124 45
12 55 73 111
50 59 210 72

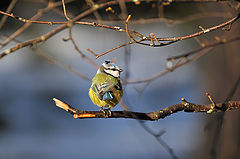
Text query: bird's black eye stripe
105 68 117 71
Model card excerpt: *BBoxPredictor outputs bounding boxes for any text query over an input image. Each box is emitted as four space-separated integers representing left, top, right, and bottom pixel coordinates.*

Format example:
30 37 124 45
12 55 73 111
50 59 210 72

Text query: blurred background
0 0 240 159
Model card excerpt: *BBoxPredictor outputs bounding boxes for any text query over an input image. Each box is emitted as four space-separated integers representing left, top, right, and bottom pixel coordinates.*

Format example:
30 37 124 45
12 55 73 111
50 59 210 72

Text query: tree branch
0 7 238 59
0 0 135 59
87 13 240 58
53 98 240 121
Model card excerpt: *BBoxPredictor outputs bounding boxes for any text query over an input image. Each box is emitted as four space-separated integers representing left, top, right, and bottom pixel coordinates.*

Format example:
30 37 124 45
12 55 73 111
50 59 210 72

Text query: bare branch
0 8 238 59
54 98 240 121
89 14 240 58
0 0 130 59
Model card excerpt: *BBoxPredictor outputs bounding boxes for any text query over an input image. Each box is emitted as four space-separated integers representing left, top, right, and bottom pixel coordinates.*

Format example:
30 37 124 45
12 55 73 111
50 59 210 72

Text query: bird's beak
119 69 123 72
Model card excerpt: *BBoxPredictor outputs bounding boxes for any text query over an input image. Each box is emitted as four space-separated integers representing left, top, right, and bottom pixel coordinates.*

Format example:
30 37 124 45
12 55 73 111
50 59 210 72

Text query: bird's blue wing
91 81 121 101
91 83 112 100
103 92 113 100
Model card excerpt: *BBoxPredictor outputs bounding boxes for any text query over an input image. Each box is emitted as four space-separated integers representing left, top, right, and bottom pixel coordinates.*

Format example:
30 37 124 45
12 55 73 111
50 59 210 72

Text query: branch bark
53 98 240 121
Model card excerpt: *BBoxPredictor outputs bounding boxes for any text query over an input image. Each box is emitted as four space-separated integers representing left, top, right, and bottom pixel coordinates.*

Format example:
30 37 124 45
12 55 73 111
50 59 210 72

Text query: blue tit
89 61 123 110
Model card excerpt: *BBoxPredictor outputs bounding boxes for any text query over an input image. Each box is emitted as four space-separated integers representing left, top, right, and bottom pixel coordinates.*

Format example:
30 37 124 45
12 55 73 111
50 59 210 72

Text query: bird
89 61 123 115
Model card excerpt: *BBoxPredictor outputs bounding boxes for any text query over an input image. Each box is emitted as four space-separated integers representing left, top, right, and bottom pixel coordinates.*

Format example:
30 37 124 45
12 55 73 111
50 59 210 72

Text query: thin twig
88 40 141 59
67 26 99 68
125 14 136 42
0 0 18 29
62 0 72 21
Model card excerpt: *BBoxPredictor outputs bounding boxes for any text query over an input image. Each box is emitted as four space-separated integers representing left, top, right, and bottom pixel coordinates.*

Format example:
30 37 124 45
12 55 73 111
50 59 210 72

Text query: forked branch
0 9 239 60
53 98 240 121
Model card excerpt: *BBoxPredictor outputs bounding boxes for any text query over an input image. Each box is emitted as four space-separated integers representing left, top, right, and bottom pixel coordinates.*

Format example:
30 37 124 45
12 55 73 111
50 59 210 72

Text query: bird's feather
89 73 123 108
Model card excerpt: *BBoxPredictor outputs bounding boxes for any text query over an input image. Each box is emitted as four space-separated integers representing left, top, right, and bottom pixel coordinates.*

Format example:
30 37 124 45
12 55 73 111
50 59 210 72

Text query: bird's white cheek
112 72 120 78
105 70 120 78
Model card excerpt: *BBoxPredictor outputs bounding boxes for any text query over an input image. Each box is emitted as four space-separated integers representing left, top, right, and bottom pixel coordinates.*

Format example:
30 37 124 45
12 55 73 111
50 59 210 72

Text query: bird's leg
106 108 112 117
100 107 111 117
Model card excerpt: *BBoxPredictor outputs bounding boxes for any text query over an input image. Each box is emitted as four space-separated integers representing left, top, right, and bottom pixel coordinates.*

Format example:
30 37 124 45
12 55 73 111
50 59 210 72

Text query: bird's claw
100 107 112 117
